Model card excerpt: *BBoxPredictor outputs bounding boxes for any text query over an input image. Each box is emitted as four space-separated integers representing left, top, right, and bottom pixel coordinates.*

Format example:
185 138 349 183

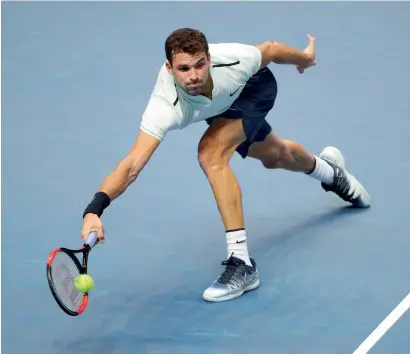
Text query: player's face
167 51 211 96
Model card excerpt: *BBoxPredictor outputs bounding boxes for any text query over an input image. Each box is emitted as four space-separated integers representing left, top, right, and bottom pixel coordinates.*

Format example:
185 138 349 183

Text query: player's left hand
297 34 316 74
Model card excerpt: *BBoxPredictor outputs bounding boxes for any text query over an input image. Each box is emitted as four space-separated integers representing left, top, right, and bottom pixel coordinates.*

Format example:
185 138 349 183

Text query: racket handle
85 231 99 249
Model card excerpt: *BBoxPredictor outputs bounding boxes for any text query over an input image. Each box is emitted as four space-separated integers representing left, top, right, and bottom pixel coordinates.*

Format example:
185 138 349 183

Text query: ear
165 60 173 74
206 52 211 65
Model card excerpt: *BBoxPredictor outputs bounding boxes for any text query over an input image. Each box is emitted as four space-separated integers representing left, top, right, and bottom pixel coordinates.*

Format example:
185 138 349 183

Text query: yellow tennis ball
74 274 94 293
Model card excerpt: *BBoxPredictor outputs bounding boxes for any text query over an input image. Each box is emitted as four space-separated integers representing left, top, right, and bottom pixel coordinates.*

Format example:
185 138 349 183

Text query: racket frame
46 234 97 316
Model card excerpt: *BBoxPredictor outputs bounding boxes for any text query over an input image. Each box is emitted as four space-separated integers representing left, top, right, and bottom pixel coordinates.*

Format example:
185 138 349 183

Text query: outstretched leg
248 132 371 207
248 132 315 171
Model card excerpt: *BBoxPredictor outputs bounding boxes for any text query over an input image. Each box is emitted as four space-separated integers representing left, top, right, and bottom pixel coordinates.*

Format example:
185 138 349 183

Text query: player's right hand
82 213 105 244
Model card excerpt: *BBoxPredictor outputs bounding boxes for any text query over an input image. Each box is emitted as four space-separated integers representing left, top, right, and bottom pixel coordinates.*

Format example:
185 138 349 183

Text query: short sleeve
234 44 262 79
211 43 262 81
140 96 179 141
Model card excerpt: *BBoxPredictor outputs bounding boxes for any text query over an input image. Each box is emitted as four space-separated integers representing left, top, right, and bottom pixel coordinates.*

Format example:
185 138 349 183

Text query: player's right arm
81 129 161 242
81 80 179 243
98 130 161 201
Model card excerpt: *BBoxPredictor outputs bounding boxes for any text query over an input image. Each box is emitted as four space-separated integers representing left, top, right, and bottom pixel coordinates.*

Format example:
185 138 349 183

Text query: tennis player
81 28 371 302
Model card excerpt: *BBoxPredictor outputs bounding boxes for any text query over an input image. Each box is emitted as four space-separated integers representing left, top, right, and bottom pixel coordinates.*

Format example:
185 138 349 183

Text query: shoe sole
203 278 260 303
320 146 371 208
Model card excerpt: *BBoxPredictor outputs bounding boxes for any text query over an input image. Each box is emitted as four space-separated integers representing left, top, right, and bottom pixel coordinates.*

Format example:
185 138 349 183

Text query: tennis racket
46 231 99 316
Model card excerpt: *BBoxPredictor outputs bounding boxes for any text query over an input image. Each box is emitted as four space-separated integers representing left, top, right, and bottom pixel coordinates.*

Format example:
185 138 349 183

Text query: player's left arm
255 34 316 70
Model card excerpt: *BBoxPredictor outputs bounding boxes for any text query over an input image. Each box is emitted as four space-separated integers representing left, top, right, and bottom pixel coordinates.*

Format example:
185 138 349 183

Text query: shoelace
334 174 354 202
217 256 244 284
323 159 354 202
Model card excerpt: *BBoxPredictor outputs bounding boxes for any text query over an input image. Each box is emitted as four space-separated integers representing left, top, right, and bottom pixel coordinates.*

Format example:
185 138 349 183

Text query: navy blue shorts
206 66 278 158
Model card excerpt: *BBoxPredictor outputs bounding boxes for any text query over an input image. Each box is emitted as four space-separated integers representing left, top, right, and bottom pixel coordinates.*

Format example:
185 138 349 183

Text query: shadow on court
51 206 371 354
253 205 369 251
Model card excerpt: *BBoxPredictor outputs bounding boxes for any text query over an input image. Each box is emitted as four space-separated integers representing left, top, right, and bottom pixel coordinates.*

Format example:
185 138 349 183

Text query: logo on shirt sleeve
230 87 240 96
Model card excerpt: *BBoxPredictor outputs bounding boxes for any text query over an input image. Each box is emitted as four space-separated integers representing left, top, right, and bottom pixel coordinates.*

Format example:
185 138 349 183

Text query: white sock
226 229 252 266
307 155 334 185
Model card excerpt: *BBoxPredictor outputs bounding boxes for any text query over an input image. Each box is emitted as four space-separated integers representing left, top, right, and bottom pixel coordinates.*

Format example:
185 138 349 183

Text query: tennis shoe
203 255 259 302
319 146 371 208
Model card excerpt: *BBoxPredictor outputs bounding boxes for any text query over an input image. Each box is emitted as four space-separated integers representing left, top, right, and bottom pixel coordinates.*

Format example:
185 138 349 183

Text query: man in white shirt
81 28 371 302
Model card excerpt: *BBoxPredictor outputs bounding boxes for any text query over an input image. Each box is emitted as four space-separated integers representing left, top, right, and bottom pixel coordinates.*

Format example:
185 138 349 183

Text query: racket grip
85 231 99 249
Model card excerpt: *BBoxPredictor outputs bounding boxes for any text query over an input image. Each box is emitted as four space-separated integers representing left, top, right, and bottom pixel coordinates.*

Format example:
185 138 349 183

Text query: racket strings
51 252 83 311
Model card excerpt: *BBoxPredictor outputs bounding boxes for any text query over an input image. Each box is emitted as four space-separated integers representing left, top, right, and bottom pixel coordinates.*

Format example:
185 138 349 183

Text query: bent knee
198 141 230 175
198 143 219 171
260 141 289 169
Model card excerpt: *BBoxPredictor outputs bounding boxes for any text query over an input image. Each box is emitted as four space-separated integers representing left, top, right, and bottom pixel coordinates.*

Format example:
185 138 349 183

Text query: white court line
352 292 410 354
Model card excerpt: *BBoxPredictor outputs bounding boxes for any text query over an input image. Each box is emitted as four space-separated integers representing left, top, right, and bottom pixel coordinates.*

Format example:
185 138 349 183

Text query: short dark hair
165 28 209 64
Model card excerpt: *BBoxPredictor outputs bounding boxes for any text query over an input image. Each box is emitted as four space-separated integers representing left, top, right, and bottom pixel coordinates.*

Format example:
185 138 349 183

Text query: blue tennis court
2 2 410 353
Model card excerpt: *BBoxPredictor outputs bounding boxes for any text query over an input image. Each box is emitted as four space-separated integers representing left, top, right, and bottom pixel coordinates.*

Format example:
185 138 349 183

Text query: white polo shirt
140 43 262 141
